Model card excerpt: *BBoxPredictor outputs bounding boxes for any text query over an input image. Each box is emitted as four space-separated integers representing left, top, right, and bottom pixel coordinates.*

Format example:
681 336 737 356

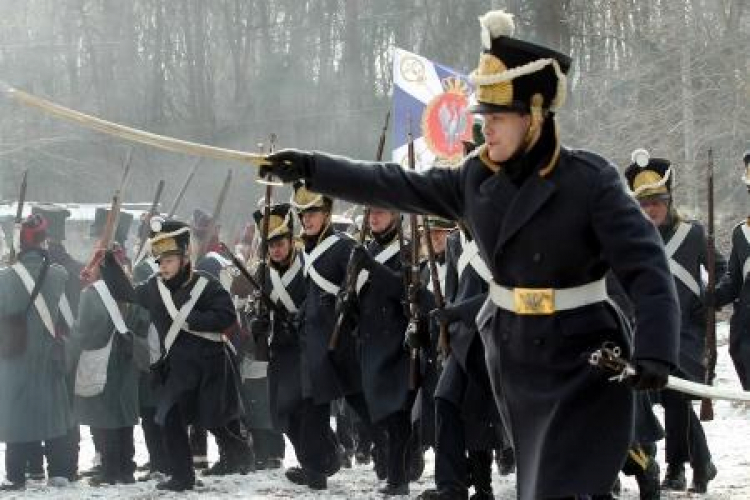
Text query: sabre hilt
588 342 637 383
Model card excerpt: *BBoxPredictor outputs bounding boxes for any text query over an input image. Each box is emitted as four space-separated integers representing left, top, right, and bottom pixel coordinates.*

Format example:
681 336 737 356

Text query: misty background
0 0 747 248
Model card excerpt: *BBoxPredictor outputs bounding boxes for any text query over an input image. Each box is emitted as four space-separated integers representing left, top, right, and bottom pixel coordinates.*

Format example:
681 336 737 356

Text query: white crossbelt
741 224 750 282
489 277 608 314
303 234 341 295
58 293 75 328
92 281 130 334
11 262 55 337
157 276 229 354
269 254 302 313
458 232 492 284
664 222 701 297
356 242 400 294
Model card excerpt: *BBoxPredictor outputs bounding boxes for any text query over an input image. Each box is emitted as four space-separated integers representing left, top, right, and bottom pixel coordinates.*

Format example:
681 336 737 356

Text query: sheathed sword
589 343 750 403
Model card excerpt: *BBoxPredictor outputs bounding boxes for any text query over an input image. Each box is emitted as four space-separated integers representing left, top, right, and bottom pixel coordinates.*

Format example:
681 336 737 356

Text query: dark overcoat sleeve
308 152 464 220
716 227 743 306
589 164 680 366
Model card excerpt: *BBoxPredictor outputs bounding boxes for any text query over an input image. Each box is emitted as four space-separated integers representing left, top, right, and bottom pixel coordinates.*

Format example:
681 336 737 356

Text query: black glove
249 316 271 340
428 306 461 326
259 148 315 183
630 359 671 391
350 244 376 273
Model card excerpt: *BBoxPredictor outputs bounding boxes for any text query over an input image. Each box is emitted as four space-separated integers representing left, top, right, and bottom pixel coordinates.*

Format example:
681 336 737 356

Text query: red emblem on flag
421 77 473 165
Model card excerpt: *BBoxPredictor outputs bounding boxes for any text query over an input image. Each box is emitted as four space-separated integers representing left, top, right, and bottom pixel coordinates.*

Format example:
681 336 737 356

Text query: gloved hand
249 316 271 340
630 359 671 391
428 306 461 326
350 244 376 272
259 148 315 183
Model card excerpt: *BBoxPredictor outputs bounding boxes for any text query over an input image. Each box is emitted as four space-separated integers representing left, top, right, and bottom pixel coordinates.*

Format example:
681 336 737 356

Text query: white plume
150 216 164 233
631 148 650 167
479 11 515 49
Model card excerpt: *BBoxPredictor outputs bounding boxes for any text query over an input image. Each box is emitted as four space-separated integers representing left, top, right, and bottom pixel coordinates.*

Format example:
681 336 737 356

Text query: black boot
0 481 25 491
661 463 686 491
378 482 409 496
408 447 426 481
285 466 306 485
688 461 717 494
305 470 327 490
416 488 468 500
156 477 196 492
635 458 660 500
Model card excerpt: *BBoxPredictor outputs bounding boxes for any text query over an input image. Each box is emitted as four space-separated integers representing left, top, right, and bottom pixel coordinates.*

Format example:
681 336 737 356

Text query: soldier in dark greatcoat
281 182 364 491
716 150 750 391
418 226 506 500
131 246 171 480
235 203 300 470
410 216 454 482
624 149 725 494
69 244 149 486
348 206 413 495
261 10 680 499
0 215 73 490
27 204 83 481
100 217 252 492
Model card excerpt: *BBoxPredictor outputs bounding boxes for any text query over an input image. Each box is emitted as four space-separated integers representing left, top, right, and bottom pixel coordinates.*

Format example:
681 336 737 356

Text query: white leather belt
489 277 608 315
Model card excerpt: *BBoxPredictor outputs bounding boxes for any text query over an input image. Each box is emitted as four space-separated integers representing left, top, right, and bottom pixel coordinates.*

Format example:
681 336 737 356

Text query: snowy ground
2 322 750 499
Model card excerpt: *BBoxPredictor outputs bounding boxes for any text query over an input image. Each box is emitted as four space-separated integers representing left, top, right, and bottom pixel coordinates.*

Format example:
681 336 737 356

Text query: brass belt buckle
514 287 555 315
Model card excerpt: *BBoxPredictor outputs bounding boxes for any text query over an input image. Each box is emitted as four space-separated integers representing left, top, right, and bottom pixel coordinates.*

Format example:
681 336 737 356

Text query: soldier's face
301 209 328 236
269 237 292 263
429 229 450 255
481 112 532 163
639 198 669 227
368 208 395 234
159 254 184 279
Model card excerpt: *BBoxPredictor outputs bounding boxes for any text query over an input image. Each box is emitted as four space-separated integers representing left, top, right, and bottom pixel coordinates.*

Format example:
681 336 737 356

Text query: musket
134 179 165 264
701 148 717 421
8 169 28 263
167 158 201 218
422 214 450 359
252 135 277 362
328 111 390 351
198 168 233 259
404 118 423 390
100 148 133 250
218 242 291 325
590 343 750 403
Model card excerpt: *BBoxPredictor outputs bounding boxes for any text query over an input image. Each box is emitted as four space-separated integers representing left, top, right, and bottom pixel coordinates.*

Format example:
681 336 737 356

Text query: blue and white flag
392 48 475 171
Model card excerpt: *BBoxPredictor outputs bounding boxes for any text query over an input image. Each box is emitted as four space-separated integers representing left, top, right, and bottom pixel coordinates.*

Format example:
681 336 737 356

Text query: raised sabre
0 82 269 167
589 343 750 403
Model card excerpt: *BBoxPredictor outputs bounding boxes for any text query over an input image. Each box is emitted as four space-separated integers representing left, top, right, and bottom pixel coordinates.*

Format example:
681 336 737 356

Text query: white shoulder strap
92 281 129 334
740 224 750 282
269 255 302 313
457 232 492 284
303 235 342 295
356 242 400 294
426 262 447 294
58 294 75 328
11 262 55 337
664 222 691 258
162 276 210 355
664 223 701 297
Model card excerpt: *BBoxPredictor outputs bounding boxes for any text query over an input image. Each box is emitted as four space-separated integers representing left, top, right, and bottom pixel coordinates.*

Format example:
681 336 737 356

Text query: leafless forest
0 0 747 247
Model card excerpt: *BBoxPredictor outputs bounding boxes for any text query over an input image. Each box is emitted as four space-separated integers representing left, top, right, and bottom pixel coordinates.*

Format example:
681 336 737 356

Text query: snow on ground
2 322 750 499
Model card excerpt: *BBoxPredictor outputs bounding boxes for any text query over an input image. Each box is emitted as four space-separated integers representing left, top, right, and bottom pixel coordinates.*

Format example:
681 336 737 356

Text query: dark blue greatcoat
435 230 501 450
355 236 411 424
299 228 360 405
302 145 680 499
658 219 726 383
716 220 750 389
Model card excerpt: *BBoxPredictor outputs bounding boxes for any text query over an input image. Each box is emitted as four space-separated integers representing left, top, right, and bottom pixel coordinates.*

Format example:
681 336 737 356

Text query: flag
392 48 475 171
